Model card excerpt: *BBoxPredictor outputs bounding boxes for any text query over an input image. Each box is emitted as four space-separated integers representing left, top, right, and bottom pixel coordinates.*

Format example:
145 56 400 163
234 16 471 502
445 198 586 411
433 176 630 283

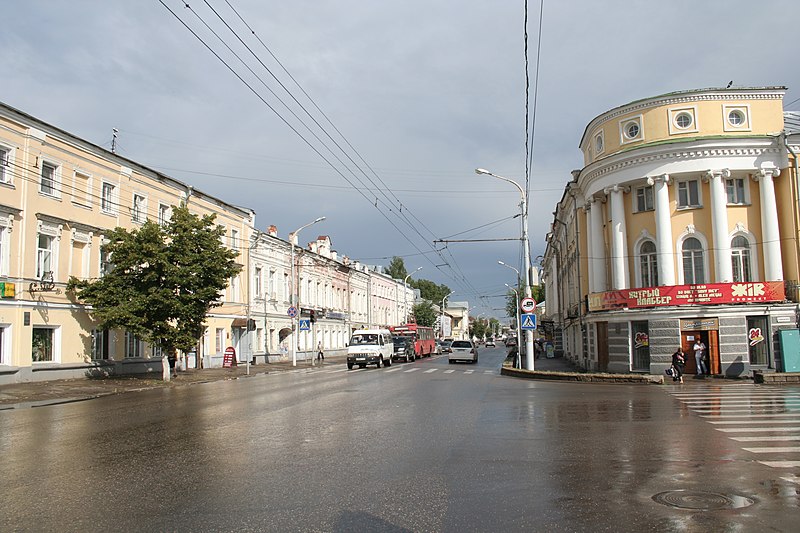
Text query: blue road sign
299 319 311 331
287 306 298 318
520 313 537 330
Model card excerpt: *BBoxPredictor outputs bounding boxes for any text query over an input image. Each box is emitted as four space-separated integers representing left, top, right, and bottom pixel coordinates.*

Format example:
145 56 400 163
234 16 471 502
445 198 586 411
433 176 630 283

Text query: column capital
603 184 630 195
704 169 731 182
646 174 670 186
753 166 781 181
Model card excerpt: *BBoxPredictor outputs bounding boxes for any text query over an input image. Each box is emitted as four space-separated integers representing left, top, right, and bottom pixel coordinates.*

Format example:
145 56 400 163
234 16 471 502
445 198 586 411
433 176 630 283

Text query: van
347 329 394 369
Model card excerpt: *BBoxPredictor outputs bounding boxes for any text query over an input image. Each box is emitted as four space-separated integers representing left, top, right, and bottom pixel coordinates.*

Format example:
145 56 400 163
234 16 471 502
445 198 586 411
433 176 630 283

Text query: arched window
731 235 752 282
640 240 659 287
682 237 705 284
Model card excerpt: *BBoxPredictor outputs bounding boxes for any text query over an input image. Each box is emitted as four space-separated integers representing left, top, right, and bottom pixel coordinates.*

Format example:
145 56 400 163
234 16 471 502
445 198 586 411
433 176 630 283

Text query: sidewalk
0 356 343 410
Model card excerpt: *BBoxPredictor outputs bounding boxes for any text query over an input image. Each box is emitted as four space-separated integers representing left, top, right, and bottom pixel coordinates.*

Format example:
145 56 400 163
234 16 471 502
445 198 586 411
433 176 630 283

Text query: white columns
755 167 784 281
587 197 607 293
605 185 629 290
651 174 675 286
706 169 733 282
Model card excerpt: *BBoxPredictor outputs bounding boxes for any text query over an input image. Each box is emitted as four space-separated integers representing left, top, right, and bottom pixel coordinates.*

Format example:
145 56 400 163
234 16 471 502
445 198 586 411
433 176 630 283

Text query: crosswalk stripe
780 474 800 485
444 370 455 374
731 436 800 442
709 420 800 425
742 446 800 453
700 413 800 419
715 427 800 432
424 369 437 373
484 370 494 374
384 367 403 373
758 461 800 468
464 370 474 374
404 368 420 373
693 408 795 413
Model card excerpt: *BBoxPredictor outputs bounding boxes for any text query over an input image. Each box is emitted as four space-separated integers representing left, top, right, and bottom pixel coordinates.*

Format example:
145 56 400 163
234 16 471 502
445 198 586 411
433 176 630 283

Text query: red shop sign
588 281 785 312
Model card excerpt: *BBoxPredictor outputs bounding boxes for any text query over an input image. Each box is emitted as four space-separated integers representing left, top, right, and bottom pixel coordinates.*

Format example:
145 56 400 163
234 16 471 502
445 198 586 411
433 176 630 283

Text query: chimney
268 225 278 237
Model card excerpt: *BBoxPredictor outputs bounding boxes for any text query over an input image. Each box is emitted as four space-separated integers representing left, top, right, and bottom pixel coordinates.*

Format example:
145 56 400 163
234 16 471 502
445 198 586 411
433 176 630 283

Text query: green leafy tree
411 300 437 327
410 278 451 306
67 206 241 370
384 256 408 280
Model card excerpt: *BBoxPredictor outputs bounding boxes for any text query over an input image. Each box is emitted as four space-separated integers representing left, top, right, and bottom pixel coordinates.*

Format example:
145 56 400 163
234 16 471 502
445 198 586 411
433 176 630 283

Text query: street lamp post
290 216 325 367
440 290 455 339
505 283 522 369
403 267 422 324
478 168 534 370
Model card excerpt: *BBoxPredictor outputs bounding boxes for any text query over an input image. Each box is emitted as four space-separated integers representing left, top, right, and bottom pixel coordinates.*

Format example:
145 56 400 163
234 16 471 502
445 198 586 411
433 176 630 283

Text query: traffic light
309 310 316 323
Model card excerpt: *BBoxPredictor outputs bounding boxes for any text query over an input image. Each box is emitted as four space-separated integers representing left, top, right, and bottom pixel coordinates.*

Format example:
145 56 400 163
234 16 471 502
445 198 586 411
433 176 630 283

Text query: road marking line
708 420 800 425
742 446 800 453
780 474 800 484
326 369 349 374
464 370 474 374
715 427 800 432
700 413 800 419
424 369 438 373
693 410 799 415
759 461 800 468
384 367 403 373
404 368 420 373
730 436 800 442
484 370 494 374
444 370 455 374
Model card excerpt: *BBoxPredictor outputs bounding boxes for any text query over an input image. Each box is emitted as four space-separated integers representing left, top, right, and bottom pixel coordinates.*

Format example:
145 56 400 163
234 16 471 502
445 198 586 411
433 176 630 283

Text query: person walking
693 339 707 375
317 341 325 362
671 346 686 384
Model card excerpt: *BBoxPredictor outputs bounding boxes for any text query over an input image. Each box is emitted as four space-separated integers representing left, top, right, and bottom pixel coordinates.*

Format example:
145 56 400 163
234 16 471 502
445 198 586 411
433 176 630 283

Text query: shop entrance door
681 330 719 375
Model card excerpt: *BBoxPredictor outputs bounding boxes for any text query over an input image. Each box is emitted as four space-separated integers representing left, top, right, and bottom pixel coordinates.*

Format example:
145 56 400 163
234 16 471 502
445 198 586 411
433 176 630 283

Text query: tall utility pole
403 267 422 323
289 216 325 367
477 169 534 370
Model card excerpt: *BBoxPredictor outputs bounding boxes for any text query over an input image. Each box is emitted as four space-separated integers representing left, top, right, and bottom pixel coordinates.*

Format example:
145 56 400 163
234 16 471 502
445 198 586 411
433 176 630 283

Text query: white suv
448 340 478 364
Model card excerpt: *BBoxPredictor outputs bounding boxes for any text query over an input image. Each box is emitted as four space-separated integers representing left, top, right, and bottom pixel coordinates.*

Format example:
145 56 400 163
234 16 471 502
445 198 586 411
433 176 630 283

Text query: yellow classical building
543 86 800 376
0 102 254 383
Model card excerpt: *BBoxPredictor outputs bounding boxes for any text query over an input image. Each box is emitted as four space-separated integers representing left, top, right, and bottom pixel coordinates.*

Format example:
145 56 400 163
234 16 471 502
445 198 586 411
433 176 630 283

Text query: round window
675 112 693 129
624 121 640 139
595 134 604 152
728 109 745 126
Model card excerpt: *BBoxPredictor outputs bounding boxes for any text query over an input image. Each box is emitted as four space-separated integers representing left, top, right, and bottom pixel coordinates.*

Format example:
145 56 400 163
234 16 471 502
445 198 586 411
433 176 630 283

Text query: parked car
449 340 478 364
440 340 453 353
505 337 517 347
485 338 496 347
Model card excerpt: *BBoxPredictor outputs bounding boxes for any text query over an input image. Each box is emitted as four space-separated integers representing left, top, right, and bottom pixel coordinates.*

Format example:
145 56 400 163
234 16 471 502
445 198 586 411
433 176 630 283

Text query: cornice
581 145 783 184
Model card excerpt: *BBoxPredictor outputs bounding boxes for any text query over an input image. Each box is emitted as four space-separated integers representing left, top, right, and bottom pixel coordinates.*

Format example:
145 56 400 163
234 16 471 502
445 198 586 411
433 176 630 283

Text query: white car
485 339 496 347
448 340 478 364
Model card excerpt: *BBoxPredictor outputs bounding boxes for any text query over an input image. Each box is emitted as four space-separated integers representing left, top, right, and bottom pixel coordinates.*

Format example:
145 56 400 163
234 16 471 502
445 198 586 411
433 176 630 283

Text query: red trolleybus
390 324 436 358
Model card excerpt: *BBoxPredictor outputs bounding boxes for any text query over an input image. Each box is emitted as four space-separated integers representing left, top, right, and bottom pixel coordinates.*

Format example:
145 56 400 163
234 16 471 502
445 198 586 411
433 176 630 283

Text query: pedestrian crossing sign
299 319 311 331
520 313 537 330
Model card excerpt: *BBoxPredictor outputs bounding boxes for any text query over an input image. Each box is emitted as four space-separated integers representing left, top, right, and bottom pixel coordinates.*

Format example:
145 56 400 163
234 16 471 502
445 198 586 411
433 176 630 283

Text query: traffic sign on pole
299 319 310 331
520 298 536 313
520 313 537 330
287 306 298 318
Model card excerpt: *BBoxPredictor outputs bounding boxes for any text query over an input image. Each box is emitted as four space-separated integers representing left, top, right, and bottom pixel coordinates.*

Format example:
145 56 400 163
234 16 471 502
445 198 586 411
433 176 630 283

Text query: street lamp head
497 260 505 266
313 216 326 223
475 168 490 175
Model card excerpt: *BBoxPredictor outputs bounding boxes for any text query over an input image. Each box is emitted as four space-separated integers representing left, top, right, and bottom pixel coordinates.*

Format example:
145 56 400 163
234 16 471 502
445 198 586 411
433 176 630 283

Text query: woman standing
672 346 686 383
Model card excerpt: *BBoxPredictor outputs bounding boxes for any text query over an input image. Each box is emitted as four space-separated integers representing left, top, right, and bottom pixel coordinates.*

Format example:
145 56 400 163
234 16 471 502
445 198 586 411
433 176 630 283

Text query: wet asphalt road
1 347 798 532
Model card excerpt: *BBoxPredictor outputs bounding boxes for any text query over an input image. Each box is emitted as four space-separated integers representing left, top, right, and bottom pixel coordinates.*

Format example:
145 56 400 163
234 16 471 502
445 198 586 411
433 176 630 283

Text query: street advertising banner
588 281 785 312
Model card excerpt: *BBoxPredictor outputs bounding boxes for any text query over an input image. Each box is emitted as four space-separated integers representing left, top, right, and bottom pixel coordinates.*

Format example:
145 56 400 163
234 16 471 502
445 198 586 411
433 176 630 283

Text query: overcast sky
3 1 799 320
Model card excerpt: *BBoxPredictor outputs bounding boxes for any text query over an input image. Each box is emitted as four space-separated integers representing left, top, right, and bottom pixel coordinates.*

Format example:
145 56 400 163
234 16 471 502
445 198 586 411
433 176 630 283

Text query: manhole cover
652 490 755 510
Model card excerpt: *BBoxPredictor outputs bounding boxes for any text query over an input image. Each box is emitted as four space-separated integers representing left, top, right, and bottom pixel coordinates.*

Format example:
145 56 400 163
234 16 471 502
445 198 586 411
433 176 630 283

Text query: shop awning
231 318 248 327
